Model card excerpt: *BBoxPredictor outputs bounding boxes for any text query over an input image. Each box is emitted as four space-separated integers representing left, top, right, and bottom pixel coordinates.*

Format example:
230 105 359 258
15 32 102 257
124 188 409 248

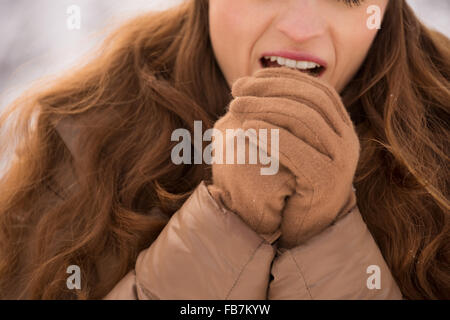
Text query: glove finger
232 68 351 137
280 187 357 248
211 157 295 234
253 67 348 125
230 96 341 160
240 119 334 185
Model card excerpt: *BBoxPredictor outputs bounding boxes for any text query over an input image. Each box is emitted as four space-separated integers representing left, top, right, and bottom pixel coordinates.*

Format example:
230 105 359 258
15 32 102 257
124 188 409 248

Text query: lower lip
259 58 326 77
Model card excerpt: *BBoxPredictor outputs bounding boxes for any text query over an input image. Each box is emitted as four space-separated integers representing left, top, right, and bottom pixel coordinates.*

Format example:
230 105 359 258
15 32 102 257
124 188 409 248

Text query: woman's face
209 0 388 93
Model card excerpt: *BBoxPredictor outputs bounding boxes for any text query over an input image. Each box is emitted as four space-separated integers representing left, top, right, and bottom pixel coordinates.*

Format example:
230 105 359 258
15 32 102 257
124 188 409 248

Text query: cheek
334 29 378 92
209 0 259 86
332 0 388 92
209 1 241 86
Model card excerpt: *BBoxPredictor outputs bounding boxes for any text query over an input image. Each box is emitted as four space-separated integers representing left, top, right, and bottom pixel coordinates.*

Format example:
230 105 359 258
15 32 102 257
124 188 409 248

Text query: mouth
260 55 326 77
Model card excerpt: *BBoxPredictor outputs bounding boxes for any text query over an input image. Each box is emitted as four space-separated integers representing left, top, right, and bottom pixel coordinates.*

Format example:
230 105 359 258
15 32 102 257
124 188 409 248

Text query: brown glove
207 116 296 235
208 67 360 247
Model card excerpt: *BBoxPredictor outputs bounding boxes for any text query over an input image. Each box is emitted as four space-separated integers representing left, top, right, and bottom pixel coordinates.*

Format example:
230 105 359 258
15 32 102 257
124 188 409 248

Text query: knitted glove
209 67 360 247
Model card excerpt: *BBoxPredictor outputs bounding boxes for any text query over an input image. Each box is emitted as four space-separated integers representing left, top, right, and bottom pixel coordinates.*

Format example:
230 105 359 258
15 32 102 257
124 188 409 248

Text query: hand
207 111 295 236
209 67 360 247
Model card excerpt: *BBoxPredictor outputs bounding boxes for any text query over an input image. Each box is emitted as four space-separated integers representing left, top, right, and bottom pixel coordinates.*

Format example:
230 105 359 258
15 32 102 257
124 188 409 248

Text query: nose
275 0 327 43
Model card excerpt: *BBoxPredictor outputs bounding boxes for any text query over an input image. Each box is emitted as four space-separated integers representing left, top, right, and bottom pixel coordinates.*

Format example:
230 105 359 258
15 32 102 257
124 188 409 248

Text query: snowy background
0 0 449 109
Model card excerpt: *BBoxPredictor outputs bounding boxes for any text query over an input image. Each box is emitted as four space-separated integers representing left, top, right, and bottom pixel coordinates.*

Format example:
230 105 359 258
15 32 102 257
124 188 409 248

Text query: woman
0 0 448 299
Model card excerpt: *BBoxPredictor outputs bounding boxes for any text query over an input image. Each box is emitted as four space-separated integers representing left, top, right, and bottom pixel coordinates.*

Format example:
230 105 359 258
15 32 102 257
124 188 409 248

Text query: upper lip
260 50 328 68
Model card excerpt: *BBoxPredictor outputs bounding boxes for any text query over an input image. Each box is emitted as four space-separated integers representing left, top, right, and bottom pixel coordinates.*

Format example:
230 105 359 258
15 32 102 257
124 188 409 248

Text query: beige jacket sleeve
268 205 403 300
104 181 277 300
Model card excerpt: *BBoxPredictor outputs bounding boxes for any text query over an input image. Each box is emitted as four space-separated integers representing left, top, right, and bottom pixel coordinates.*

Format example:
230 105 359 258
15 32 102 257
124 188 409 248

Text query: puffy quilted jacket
52 112 403 300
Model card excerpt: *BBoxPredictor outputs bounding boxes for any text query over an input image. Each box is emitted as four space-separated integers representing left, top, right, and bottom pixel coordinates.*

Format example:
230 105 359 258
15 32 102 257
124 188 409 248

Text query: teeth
276 57 286 65
296 61 309 69
285 59 297 68
263 56 322 70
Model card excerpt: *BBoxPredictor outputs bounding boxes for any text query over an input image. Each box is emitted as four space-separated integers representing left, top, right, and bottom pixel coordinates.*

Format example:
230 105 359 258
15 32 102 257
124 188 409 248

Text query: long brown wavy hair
0 0 448 299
